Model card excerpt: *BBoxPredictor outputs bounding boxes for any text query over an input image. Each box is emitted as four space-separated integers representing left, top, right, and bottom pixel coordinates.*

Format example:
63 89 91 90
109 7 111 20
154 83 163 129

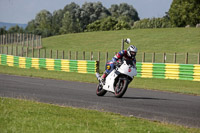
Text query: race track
0 74 200 128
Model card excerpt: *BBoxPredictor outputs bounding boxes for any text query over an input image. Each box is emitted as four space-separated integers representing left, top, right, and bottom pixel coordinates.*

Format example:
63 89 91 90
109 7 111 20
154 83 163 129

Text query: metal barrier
136 62 200 81
0 54 98 74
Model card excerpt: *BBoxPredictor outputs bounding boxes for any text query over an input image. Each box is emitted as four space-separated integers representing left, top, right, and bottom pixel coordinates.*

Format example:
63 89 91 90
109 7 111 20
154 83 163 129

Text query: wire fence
0 33 42 48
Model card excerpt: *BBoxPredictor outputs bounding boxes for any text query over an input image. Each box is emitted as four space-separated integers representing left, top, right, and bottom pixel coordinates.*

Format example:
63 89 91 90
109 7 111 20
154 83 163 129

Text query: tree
35 10 53 37
109 3 140 24
8 25 24 33
81 2 110 28
169 0 200 27
62 2 83 32
87 17 131 31
0 26 7 34
60 11 81 34
26 20 37 34
52 9 63 35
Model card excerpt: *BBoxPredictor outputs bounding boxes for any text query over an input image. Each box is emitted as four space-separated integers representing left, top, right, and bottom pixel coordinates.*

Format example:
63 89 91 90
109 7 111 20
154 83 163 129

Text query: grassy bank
0 65 200 95
1 97 199 133
42 28 200 53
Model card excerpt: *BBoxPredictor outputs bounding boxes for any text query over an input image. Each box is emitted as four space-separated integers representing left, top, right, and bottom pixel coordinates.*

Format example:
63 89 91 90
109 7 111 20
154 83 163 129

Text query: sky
0 0 173 24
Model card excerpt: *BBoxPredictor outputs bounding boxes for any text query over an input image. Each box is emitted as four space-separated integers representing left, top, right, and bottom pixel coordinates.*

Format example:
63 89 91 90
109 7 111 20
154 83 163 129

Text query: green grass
0 65 200 95
1 97 199 133
42 28 200 69
1 28 200 71
42 28 200 53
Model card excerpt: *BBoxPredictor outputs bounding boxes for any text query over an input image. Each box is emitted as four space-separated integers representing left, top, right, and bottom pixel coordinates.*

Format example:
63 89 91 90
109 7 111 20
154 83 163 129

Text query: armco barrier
0 54 97 74
0 54 200 81
136 62 200 81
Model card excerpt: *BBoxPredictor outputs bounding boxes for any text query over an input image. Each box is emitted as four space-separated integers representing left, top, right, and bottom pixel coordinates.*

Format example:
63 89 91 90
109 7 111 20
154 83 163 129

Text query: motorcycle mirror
125 38 131 44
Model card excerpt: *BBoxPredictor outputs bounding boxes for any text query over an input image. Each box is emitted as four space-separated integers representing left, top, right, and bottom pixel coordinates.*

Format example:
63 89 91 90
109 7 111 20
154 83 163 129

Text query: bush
87 17 131 31
133 18 172 29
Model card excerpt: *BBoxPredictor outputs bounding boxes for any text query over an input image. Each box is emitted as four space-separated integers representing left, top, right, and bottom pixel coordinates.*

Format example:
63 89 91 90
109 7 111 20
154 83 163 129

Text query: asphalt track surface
0 74 200 128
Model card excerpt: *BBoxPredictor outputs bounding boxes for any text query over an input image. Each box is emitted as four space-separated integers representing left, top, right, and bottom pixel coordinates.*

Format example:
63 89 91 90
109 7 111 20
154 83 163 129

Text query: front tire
114 79 128 98
96 84 107 96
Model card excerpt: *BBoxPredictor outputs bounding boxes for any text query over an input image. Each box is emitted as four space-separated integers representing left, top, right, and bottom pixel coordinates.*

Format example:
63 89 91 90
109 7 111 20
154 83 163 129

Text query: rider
100 45 137 82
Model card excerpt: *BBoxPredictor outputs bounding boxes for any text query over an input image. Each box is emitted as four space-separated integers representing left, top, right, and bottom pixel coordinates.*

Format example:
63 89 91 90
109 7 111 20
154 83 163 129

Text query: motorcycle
95 59 137 98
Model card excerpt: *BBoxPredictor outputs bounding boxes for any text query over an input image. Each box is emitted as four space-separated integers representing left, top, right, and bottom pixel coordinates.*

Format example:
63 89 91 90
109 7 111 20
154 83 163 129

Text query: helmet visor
130 51 136 56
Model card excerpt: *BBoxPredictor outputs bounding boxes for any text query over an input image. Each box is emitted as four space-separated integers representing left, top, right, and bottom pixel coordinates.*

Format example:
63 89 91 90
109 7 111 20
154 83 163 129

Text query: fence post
21 47 24 57
40 36 42 48
17 33 19 45
6 46 8 54
83 51 85 60
23 33 25 46
38 49 40 58
32 34 34 48
50 49 52 58
20 33 22 45
3 35 5 45
90 51 93 60
68 51 71 60
174 53 176 63
26 34 28 47
163 53 166 63
5 34 7 45
152 52 155 63
62 50 64 59
75 51 78 60
98 51 100 62
198 52 200 64
36 36 39 48
11 44 13 55
44 49 46 58
14 33 16 44
11 34 13 44
121 39 124 50
185 52 188 64
8 34 10 44
1 46 3 54
142 52 145 62
96 61 100 73
32 48 34 57
26 47 28 57
56 50 58 59
105 52 108 64
16 46 18 56
0 35 2 45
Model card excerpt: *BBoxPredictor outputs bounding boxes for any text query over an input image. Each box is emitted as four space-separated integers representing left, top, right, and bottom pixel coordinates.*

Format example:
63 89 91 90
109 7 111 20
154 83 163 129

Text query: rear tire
114 79 128 98
96 84 107 96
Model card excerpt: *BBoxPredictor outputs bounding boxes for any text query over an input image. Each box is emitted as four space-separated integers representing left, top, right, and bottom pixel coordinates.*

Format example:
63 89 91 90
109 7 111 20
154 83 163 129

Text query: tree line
0 0 199 37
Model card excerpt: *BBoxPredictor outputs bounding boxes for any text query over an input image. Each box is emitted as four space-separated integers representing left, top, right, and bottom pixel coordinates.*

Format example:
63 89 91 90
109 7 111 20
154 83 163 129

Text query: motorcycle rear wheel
114 79 128 98
96 84 107 96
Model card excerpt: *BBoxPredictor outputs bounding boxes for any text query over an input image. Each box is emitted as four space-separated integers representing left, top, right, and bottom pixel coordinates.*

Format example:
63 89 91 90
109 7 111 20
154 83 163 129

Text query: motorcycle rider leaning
100 45 137 82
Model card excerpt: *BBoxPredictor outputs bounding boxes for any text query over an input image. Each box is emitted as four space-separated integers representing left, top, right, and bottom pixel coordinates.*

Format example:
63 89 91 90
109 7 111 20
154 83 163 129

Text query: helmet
127 45 137 58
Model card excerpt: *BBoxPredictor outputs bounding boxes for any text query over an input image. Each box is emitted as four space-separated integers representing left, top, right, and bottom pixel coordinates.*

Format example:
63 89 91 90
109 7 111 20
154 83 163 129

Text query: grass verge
0 65 200 95
1 97 199 133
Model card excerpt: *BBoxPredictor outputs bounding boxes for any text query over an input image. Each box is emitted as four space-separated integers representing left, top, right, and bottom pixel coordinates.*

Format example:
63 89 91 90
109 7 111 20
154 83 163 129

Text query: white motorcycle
96 59 137 98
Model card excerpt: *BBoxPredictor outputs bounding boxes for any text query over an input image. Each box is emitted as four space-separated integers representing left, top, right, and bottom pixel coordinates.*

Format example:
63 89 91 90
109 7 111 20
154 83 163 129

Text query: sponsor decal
107 65 111 70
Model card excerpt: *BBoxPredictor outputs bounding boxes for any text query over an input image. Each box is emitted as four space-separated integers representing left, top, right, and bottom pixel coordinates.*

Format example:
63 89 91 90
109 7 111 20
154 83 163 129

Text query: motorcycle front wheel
96 84 107 96
114 79 128 98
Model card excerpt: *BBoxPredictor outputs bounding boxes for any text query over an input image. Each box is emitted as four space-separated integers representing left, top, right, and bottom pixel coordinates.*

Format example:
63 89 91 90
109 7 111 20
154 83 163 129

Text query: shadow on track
122 96 168 100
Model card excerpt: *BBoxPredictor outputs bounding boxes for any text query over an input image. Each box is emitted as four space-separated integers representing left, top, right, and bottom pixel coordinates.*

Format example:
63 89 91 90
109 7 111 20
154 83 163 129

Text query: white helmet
127 45 137 58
